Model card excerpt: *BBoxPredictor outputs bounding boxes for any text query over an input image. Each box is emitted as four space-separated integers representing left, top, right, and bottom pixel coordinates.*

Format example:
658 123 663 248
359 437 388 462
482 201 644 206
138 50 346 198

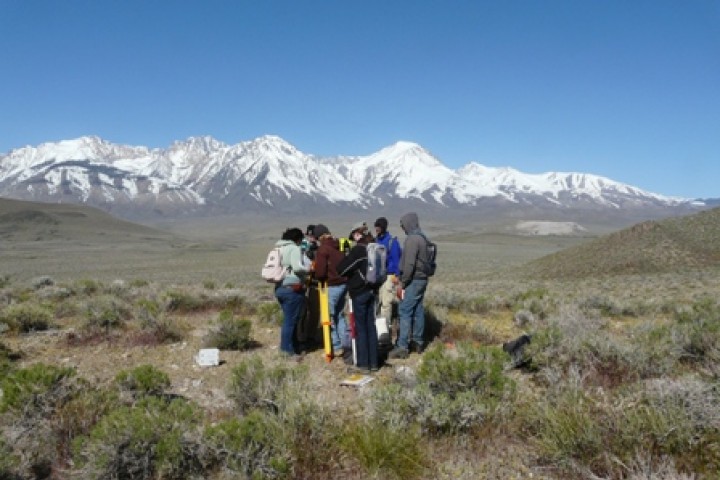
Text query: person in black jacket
337 223 379 372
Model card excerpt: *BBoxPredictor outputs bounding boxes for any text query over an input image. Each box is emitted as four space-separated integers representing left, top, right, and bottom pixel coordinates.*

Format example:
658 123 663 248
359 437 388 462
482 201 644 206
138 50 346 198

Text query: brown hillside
0 197 174 244
523 207 720 278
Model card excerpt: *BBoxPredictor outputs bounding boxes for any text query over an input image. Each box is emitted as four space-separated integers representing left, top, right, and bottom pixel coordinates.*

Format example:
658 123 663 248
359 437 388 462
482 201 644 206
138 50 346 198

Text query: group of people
270 212 435 372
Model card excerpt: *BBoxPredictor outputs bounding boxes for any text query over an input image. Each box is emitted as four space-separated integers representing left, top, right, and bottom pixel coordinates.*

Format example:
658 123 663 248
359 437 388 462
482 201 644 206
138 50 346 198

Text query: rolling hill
0 197 175 244
523 206 720 278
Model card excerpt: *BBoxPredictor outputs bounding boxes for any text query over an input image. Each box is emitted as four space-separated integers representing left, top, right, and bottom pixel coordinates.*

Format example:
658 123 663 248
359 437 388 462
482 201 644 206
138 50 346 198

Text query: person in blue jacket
373 217 402 345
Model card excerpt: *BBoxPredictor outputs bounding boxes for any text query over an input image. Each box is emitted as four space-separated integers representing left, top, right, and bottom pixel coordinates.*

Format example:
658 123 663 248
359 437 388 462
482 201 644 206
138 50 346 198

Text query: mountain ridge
0 135 708 219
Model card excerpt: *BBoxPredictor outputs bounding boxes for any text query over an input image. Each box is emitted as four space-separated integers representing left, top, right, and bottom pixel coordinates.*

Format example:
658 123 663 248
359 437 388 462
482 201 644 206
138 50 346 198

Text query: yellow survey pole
319 282 333 362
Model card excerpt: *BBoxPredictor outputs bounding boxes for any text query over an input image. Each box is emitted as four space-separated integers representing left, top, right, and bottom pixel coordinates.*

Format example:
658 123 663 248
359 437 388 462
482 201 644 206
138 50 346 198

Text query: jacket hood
400 212 419 233
319 236 340 249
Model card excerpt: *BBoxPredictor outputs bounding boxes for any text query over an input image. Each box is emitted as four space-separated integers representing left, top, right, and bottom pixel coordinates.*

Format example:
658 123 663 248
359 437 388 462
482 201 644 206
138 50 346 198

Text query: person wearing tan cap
338 223 380 372
373 216 402 345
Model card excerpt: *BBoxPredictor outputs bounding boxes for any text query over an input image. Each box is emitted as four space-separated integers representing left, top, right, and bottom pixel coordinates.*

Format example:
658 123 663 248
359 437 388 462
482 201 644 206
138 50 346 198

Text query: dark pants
276 285 305 354
352 289 379 369
296 282 321 347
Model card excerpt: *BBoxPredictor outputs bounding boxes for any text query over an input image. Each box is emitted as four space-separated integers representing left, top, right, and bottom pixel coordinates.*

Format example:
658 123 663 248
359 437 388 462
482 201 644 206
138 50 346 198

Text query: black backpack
414 233 437 276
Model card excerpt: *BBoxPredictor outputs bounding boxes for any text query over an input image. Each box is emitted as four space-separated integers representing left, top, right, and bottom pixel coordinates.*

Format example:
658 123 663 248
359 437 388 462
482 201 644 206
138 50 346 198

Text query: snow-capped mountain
0 135 701 218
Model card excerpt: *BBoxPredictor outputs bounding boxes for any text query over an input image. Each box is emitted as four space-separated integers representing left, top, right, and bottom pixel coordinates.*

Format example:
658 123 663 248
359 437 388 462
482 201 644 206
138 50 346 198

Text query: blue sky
1 1 718 199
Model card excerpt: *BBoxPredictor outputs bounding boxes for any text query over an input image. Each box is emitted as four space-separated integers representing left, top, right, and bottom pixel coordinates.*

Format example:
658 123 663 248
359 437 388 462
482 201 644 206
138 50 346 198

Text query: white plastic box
195 348 220 367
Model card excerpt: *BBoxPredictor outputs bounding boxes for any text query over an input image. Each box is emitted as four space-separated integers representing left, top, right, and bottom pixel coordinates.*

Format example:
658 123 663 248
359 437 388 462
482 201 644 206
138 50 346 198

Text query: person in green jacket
274 227 311 357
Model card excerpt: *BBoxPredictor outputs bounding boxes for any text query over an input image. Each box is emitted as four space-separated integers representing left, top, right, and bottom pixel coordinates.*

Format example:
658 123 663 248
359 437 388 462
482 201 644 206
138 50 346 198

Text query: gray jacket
399 212 431 287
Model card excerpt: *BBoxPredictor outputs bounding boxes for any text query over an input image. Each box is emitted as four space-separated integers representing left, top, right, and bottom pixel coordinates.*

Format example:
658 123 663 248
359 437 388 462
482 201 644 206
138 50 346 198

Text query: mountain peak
246 135 300 157
172 136 226 152
382 140 426 156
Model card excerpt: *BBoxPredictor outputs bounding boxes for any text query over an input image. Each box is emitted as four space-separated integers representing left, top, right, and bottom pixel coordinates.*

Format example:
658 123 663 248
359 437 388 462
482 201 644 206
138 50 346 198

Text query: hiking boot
342 348 354 365
388 347 409 359
409 341 425 354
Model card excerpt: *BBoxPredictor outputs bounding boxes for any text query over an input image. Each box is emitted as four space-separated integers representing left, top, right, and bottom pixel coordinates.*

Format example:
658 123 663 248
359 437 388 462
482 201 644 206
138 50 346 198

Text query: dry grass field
1 200 719 479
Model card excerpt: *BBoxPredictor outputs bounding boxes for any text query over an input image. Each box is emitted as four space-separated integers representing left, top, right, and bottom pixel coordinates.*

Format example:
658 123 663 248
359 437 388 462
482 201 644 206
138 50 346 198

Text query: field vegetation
1 201 719 479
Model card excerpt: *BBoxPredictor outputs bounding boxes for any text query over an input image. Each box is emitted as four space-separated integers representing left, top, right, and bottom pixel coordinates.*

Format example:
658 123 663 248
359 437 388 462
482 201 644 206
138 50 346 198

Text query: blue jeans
352 289 379 369
398 279 428 350
275 286 305 355
328 284 349 350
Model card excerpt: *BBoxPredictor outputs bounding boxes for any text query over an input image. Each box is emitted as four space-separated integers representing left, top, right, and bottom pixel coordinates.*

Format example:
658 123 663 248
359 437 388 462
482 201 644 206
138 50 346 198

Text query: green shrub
525 309 648 387
279 400 345 476
0 341 20 375
341 421 427 480
136 298 162 321
257 302 282 326
203 280 216 290
129 278 149 288
0 363 76 413
115 364 171 397
73 396 205 480
0 438 18 477
628 322 682 377
524 381 605 471
579 295 624 317
83 294 133 331
133 298 184 344
672 297 720 372
75 278 101 295
0 364 79 478
36 286 73 301
204 412 290 479
228 356 307 414
31 275 55 289
164 289 214 313
371 343 514 435
511 288 555 319
204 309 253 350
0 274 11 288
218 291 253 314
521 375 720 477
459 295 496 314
368 383 418 430
437 321 501 345
53 298 82 319
512 287 550 304
53 388 120 464
417 342 510 401
1 303 53 332
424 287 465 311
617 378 720 474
